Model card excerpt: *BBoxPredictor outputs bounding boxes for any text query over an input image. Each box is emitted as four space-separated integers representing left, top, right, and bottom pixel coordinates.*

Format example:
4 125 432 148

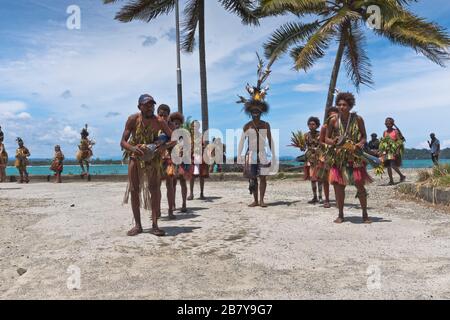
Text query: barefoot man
76 124 95 178
325 92 373 224
121 94 173 237
237 55 274 208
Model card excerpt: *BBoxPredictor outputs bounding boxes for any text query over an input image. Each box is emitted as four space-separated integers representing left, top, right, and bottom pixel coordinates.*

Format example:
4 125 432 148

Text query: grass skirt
329 164 373 186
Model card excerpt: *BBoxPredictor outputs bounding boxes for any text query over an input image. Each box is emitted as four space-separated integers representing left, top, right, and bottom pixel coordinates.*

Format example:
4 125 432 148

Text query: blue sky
0 0 450 159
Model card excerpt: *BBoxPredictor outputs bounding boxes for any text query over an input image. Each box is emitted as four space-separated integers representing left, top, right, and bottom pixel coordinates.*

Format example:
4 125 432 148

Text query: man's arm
237 126 247 162
266 122 273 151
120 116 143 156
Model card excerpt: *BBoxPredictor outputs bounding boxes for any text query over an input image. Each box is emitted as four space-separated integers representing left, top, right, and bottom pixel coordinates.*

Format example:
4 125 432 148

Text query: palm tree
104 0 259 135
259 0 450 119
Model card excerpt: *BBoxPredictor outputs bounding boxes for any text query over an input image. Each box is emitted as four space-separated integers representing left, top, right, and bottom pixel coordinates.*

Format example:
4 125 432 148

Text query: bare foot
260 201 268 208
334 217 345 224
400 175 406 183
323 202 331 208
149 227 166 237
127 226 143 236
187 195 194 201
363 217 372 224
168 213 177 220
199 194 206 200
248 202 258 207
180 206 187 213
308 197 318 204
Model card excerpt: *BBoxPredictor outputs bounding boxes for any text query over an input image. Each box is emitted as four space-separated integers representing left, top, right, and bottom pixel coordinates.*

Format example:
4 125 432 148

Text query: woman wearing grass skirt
381 117 406 185
325 92 372 224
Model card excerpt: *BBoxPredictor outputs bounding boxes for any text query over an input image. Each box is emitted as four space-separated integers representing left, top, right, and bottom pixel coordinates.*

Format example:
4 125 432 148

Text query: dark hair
168 112 184 123
385 117 394 123
307 116 320 127
335 92 355 108
157 104 171 114
327 107 339 116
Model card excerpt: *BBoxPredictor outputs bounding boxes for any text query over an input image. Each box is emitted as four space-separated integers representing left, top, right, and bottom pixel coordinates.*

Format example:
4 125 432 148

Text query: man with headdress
15 137 30 183
0 126 8 182
157 104 177 220
169 111 190 213
76 124 95 178
121 94 173 237
50 145 65 183
237 55 273 208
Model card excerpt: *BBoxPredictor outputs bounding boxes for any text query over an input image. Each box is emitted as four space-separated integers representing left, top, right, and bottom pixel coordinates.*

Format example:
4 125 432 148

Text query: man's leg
148 169 165 236
355 182 371 223
188 176 195 200
323 180 331 208
333 184 345 223
249 178 259 207
166 177 176 219
199 177 205 199
180 178 188 212
127 159 143 236
259 176 267 207
18 169 24 183
79 161 85 175
308 181 318 203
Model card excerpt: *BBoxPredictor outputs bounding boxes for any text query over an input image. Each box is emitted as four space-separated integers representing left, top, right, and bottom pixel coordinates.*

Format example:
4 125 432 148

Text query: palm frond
259 0 327 17
343 21 373 90
113 0 176 23
181 0 201 52
376 11 450 66
219 0 260 25
263 21 321 63
292 8 360 71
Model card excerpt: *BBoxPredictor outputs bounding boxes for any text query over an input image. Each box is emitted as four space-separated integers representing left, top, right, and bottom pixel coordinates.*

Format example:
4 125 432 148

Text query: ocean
4 159 450 176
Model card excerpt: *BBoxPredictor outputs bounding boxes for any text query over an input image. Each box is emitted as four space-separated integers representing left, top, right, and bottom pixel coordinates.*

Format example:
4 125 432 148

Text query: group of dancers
0 124 95 183
0 58 409 236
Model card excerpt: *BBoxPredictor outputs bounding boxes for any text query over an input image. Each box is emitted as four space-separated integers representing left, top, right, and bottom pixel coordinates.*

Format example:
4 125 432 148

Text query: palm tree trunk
324 31 346 121
198 0 209 138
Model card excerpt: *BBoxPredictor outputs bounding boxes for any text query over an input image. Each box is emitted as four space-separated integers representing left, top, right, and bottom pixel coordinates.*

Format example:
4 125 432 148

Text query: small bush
417 170 431 182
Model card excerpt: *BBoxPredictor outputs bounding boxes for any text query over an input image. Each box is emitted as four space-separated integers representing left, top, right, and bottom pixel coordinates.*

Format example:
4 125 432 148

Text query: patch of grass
418 164 450 187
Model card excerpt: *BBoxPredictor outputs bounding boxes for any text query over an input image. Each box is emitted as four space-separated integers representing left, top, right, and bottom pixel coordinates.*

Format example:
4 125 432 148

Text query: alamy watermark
66 5 81 30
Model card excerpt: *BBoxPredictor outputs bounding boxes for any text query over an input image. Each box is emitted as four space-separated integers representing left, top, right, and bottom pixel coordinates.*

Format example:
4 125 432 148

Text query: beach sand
1 170 449 299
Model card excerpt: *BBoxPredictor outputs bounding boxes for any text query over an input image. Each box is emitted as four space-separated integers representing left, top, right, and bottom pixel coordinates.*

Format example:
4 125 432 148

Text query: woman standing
380 117 406 185
15 137 30 183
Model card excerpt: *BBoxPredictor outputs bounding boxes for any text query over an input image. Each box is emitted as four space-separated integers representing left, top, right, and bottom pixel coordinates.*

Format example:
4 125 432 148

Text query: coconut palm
104 0 259 135
259 0 450 119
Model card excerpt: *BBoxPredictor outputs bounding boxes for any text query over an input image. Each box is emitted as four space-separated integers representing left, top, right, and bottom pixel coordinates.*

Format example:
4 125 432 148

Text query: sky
0 0 450 159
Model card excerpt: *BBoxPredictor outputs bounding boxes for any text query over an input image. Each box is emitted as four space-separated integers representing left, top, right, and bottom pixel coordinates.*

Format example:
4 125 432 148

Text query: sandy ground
1 170 449 300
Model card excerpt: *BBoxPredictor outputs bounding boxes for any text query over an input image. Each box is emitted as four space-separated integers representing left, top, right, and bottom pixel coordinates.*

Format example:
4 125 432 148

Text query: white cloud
294 83 327 93
0 100 27 113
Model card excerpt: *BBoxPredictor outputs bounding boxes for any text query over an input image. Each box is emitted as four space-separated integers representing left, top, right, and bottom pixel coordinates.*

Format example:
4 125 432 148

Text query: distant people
428 133 440 166
382 118 406 185
209 137 225 173
121 94 173 237
76 124 95 178
15 137 30 183
367 133 380 154
0 126 8 182
188 120 209 200
50 145 65 183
